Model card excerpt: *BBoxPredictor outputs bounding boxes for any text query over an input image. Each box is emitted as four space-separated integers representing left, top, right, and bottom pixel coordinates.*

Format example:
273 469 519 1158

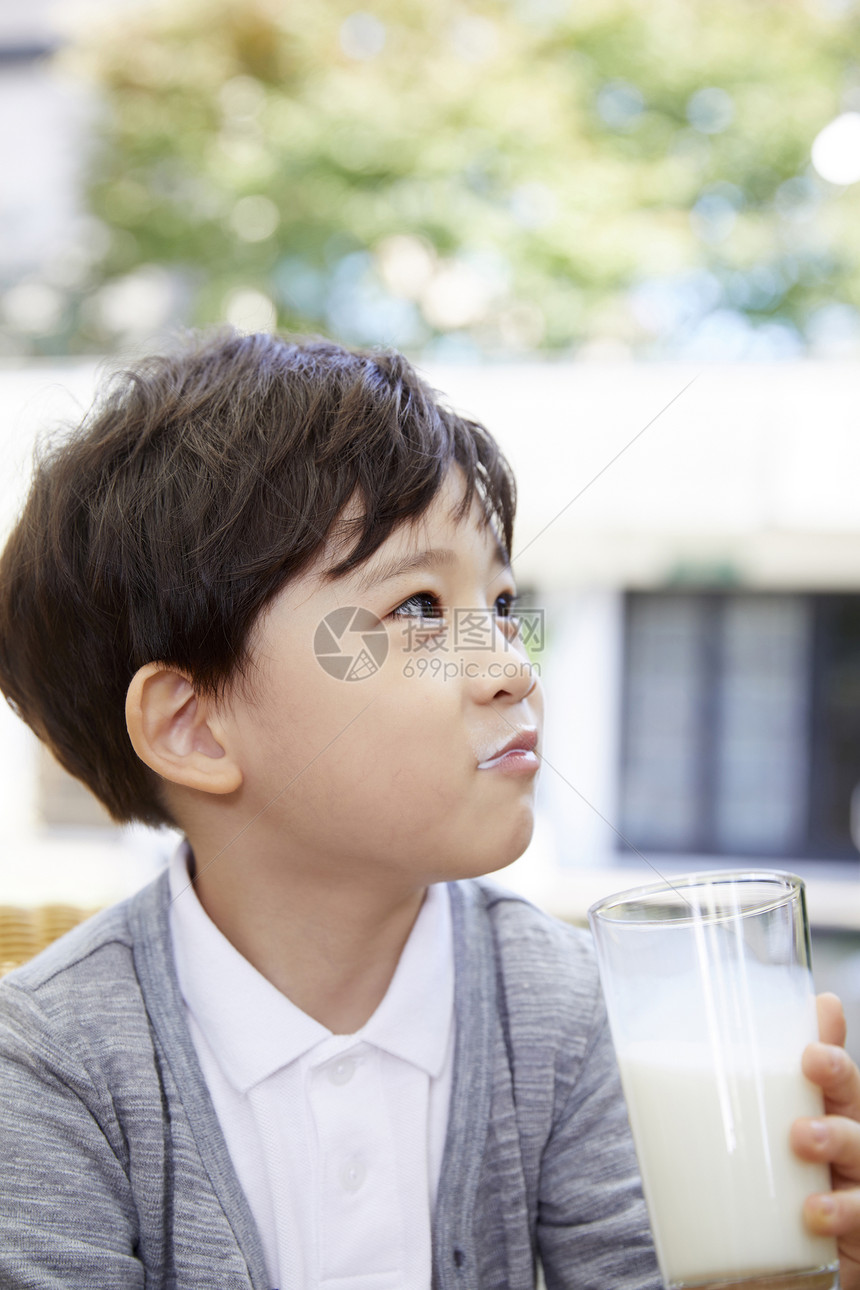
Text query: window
619 592 860 861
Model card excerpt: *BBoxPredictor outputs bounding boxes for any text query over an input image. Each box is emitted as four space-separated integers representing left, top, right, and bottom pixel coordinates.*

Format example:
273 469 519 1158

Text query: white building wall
539 589 624 871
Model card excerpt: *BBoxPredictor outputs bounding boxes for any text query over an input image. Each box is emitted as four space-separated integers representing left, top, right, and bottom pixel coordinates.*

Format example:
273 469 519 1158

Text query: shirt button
328 1056 357 1086
339 1157 366 1192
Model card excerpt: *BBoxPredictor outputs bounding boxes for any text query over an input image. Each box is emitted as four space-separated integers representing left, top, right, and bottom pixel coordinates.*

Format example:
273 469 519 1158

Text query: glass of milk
588 870 839 1290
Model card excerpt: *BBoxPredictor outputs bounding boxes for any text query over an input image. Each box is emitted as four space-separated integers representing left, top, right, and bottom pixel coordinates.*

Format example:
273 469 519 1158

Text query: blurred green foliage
43 0 860 355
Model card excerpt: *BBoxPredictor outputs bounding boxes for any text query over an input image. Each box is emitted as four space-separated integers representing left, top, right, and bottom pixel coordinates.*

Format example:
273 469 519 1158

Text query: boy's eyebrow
355 541 510 592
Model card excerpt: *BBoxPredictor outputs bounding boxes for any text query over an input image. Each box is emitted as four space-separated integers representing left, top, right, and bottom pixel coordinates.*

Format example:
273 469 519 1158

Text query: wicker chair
0 905 97 977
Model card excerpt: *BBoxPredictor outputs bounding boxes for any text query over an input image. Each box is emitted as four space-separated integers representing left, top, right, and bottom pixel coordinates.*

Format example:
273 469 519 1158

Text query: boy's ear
125 663 243 795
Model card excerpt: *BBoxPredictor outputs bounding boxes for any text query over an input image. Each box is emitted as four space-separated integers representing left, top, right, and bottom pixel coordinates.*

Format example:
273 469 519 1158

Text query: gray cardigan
0 872 660 1289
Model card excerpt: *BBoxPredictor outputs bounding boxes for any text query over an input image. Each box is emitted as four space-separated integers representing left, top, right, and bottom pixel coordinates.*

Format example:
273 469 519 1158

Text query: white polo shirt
167 844 455 1290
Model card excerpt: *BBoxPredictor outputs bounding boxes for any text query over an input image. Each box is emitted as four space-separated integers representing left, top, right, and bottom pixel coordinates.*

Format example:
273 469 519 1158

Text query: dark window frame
619 589 860 863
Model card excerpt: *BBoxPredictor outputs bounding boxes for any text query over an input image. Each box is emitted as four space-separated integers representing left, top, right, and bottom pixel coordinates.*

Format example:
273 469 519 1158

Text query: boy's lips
476 727 539 772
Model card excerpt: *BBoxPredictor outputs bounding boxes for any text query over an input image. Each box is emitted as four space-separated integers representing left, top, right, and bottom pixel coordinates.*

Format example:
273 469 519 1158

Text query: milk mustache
616 970 838 1287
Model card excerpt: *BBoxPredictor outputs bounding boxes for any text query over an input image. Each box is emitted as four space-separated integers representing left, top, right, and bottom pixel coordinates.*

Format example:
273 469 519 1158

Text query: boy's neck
186 841 427 1035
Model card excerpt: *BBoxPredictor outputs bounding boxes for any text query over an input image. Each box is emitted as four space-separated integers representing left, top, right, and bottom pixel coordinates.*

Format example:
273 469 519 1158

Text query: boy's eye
495 591 519 619
495 591 523 641
389 590 520 633
390 592 444 622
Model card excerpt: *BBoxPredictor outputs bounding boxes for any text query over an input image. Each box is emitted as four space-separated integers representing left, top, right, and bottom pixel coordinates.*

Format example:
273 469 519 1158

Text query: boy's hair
0 330 516 828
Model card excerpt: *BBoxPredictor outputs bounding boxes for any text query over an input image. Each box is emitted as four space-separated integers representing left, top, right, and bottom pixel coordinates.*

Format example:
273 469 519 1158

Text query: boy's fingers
791 1114 860 1182
818 993 848 1049
803 1041 860 1122
804 1183 860 1244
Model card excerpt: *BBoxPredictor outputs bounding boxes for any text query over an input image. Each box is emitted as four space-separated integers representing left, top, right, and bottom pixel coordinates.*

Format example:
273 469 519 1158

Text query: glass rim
587 868 805 928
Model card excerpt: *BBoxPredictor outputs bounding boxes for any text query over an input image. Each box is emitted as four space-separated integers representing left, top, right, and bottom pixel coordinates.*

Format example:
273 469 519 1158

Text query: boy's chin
451 813 537 882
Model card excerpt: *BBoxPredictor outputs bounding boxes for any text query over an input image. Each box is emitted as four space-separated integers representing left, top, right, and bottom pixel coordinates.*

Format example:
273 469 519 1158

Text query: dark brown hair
0 330 516 827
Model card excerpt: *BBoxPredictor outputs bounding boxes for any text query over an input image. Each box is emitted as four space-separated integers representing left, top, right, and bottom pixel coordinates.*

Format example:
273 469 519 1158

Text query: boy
0 330 858 1289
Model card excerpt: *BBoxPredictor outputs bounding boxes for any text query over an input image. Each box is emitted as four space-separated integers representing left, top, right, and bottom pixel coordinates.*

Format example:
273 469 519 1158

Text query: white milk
619 1041 838 1286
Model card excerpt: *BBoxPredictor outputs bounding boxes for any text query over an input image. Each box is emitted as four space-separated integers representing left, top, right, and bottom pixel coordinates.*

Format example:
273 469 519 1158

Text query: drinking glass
588 870 839 1290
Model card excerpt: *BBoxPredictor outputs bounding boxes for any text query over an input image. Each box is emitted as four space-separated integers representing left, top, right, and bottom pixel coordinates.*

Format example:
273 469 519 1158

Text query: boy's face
219 468 543 890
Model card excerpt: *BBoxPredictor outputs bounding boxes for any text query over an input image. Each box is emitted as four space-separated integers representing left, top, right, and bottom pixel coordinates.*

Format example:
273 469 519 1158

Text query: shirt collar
358 877 453 1079
168 842 453 1093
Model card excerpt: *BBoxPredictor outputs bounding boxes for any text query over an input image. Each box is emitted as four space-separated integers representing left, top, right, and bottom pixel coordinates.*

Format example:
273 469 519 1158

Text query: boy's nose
466 626 539 705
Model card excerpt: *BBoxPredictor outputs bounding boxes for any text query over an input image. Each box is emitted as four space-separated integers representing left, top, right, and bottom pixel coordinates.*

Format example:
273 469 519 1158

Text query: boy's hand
790 993 860 1289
